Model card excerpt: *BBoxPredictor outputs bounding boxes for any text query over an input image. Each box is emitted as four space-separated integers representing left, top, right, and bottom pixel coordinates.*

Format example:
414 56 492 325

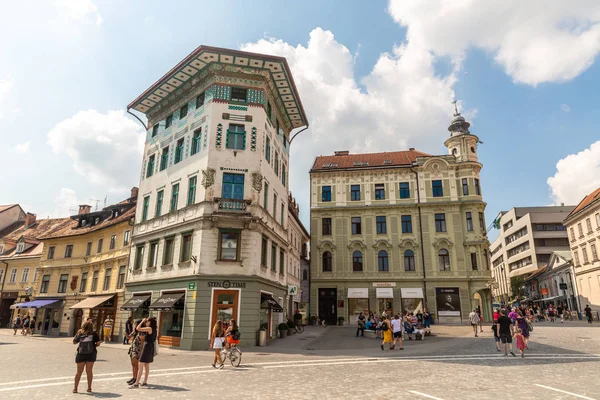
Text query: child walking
515 328 526 358
492 321 501 352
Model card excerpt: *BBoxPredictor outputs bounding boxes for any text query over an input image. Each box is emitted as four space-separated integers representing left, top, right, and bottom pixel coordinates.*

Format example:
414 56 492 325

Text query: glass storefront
159 296 185 338
348 298 369 323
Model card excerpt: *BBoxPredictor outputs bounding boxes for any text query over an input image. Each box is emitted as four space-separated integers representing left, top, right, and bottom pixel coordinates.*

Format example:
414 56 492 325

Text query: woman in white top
390 314 404 350
210 320 225 369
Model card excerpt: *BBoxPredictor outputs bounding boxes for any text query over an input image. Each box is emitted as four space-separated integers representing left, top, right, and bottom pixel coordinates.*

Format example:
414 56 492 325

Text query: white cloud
560 103 571 113
47 110 145 192
51 188 84 217
388 0 600 86
14 141 31 154
53 0 103 27
547 141 600 205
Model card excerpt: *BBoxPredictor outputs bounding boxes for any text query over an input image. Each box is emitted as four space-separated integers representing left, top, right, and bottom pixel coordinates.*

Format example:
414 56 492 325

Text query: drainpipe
1 260 9 325
409 167 428 309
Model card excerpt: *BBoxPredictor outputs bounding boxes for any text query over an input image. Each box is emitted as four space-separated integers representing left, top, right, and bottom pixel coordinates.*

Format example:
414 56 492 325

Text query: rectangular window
596 213 600 228
91 271 98 292
470 253 478 270
117 266 126 289
181 233 192 262
462 178 469 196
165 114 173 128
219 230 240 261
374 183 385 200
179 103 188 119
570 227 575 241
110 234 116 250
582 246 589 264
351 217 362 235
155 190 164 217
280 203 284 226
322 186 332 202
146 154 155 178
21 267 29 283
231 87 247 102
33 267 39 282
170 184 179 212
479 212 485 232
401 215 412 233
142 196 150 221
322 218 332 236
174 138 184 164
273 193 277 220
160 146 169 170
591 243 598 261
191 129 201 155
187 176 197 206
48 246 55 259
226 124 246 150
432 180 443 197
261 236 268 266
152 124 159 137
376 216 387 234
123 230 130 246
58 274 68 293
40 275 50 293
80 272 88 292
85 242 92 256
475 178 481 195
271 243 277 271
281 164 286 187
148 242 159 268
222 173 244 200
280 250 285 276
103 268 112 291
274 152 279 176
196 91 205 108
586 218 593 233
97 238 103 254
265 136 271 163
164 237 175 265
578 223 583 237
134 245 144 270
435 213 446 232
65 244 73 258
263 182 269 210
8 268 16 283
399 182 410 199
351 185 361 201
466 212 473 231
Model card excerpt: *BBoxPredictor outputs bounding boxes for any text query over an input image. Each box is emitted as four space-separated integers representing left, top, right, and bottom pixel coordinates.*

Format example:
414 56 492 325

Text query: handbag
526 321 533 332
153 339 159 356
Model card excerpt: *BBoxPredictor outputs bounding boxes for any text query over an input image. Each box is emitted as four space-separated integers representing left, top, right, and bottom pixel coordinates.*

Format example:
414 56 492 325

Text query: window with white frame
9 268 17 283
21 267 29 282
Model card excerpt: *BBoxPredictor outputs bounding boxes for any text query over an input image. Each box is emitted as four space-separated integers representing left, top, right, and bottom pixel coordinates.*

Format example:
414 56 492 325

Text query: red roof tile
566 187 600 220
311 150 431 172
0 204 18 213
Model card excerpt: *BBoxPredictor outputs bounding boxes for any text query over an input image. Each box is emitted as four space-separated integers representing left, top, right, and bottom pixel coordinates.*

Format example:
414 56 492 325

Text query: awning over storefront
261 294 283 312
400 288 424 298
533 296 560 302
347 288 369 298
11 299 62 309
70 295 114 309
120 294 151 311
148 292 185 311
376 288 394 298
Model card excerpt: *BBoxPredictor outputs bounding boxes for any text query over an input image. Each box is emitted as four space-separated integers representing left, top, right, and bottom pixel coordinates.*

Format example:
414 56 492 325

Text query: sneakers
510 352 516 357
399 347 404 350
127 378 136 385
475 334 478 337
521 354 524 358
381 344 384 351
496 348 501 352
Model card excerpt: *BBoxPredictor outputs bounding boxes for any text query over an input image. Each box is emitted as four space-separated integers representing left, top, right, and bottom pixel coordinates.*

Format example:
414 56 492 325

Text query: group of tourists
491 305 534 358
209 319 241 368
356 309 431 351
11 313 36 336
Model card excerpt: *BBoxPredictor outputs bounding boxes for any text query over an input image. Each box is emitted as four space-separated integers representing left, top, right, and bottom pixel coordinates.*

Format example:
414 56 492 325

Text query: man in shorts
103 315 114 343
497 309 516 357
391 314 403 350
468 309 480 337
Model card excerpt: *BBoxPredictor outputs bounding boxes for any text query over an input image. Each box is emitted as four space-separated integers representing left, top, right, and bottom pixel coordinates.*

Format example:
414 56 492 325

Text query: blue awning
14 299 62 309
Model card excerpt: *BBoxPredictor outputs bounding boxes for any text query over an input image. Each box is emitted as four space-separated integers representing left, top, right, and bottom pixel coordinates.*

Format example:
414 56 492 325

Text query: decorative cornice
372 239 393 249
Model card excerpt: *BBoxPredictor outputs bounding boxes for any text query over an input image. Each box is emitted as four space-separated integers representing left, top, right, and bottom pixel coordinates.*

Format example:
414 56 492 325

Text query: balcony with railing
214 198 251 213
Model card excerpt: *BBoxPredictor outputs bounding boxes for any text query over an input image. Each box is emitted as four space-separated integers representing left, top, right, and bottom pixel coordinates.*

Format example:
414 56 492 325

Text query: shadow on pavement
145 384 189 392
85 392 121 398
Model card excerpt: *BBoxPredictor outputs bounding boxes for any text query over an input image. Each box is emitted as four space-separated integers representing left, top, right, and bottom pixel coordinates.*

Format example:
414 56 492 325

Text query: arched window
352 250 363 272
322 251 332 272
404 250 415 271
378 250 389 271
439 249 450 271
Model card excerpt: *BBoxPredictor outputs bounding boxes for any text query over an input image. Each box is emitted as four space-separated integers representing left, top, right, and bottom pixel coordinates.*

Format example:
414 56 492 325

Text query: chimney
409 148 415 151
334 150 349 156
561 203 564 207
79 205 91 215
130 187 139 200
24 212 37 227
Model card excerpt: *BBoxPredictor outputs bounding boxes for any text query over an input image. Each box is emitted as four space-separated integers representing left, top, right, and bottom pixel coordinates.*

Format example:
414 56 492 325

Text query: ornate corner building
309 113 493 324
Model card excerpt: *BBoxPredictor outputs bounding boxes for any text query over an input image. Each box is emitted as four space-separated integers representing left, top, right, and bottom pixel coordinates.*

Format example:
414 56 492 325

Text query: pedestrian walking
30 316 36 335
356 312 366 337
497 309 516 357
13 315 21 335
548 305 555 322
515 310 530 349
423 308 431 328
131 317 157 388
493 309 500 322
515 328 526 358
103 315 114 343
477 308 484 333
124 316 133 345
73 320 101 393
468 309 480 337
210 320 225 369
491 320 501 352
126 320 143 385
557 304 564 323
585 305 593 323
391 314 403 350
22 314 30 336
380 315 392 351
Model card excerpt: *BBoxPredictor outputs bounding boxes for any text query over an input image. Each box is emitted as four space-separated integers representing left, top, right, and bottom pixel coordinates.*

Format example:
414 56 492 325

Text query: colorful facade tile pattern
203 124 208 149
216 124 223 148
213 85 231 101
228 105 248 111
251 127 257 151
247 88 265 105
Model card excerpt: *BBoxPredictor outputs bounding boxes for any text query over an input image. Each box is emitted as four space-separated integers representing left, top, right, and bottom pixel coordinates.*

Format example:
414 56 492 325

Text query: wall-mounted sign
372 282 396 287
347 288 369 298
559 283 568 290
541 288 549 296
207 280 246 289
400 288 424 298
435 287 461 317
288 285 298 296
188 282 196 290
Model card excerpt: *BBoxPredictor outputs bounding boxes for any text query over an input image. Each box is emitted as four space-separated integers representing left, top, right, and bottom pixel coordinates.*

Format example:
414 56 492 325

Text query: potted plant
310 315 318 326
277 322 288 338
287 320 296 335
338 316 345 326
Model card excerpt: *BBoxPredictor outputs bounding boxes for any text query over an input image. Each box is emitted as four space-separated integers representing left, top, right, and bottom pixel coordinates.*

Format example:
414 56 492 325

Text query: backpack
381 322 389 332
78 334 95 355
232 330 241 340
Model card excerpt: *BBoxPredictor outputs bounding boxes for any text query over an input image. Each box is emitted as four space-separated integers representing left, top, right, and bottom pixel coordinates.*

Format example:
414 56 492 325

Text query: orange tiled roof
0 204 18 213
0 218 72 259
566 187 600 220
311 150 431 172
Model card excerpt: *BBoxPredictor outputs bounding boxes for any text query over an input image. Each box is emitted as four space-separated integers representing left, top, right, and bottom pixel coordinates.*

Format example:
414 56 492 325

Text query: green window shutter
243 130 246 150
225 130 230 148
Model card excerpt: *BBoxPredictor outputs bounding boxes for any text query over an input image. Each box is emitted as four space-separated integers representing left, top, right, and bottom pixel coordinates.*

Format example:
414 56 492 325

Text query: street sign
559 283 568 290
188 282 196 290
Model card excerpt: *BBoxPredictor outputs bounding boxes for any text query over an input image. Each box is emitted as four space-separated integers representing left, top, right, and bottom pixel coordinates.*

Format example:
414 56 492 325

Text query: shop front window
160 295 185 339
211 290 239 336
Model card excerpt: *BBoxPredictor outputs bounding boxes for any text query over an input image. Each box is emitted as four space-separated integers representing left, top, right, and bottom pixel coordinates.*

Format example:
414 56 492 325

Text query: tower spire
448 99 470 135
452 100 459 116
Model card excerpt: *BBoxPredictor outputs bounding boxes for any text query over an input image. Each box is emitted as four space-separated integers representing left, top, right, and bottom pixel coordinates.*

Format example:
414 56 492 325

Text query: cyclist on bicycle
225 319 240 350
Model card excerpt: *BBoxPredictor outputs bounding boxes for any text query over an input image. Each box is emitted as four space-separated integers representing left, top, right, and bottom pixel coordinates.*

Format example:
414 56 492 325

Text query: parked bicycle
220 343 242 367
294 321 304 333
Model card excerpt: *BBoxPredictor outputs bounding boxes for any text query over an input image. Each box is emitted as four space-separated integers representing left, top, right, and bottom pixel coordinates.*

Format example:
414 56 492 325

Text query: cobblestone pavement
1 320 599 400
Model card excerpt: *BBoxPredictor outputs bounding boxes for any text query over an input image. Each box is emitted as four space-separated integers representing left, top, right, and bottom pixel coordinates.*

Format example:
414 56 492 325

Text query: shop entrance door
318 288 337 325
211 290 239 332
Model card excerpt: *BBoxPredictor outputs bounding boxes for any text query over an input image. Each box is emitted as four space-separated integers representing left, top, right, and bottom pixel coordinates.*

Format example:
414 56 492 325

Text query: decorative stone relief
202 168 216 188
251 171 263 192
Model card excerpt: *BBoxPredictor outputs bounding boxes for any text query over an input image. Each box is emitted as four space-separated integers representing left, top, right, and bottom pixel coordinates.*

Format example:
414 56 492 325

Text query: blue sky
1 0 600 239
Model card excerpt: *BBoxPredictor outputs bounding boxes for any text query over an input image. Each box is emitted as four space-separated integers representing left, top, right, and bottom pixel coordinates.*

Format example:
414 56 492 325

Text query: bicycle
294 320 304 333
220 343 242 367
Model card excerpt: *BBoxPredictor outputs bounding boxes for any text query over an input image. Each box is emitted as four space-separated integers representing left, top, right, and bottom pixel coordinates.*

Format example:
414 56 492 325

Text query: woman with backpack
380 315 393 351
131 317 157 388
225 319 241 349
73 320 101 393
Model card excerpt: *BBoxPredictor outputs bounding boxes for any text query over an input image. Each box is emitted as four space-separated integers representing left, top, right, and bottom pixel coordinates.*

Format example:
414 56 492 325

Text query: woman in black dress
73 321 101 393
132 317 157 388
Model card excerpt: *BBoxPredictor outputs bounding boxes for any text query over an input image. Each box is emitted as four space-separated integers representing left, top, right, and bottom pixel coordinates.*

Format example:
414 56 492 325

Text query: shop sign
372 282 396 287
1 292 18 299
207 280 246 289
559 283 568 290
188 282 196 290
347 288 369 298
540 288 549 296
435 287 461 317
288 285 298 296
376 287 394 298
400 288 424 298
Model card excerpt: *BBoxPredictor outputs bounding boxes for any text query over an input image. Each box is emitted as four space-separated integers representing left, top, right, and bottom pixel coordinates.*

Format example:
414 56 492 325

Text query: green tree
510 276 525 299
